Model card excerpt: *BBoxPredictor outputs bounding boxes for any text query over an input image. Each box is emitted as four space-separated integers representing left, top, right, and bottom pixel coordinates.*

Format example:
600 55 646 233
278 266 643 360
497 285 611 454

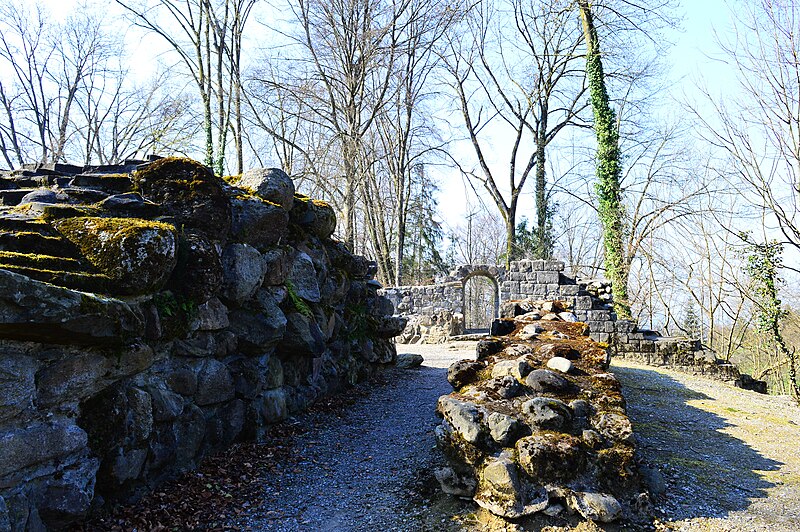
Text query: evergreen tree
681 301 702 340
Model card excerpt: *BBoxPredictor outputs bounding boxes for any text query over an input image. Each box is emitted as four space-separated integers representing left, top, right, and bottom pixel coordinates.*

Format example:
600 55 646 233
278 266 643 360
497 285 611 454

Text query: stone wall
0 158 404 530
383 259 617 344
389 259 766 392
435 308 649 526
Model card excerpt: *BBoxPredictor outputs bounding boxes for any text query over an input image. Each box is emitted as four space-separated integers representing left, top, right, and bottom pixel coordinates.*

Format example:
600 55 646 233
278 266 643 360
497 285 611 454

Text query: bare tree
115 0 255 175
443 0 587 267
693 0 800 262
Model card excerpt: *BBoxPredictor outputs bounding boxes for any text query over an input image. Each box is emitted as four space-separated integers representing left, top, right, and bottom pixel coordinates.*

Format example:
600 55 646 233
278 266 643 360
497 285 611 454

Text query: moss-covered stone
53 216 177 295
290 193 336 239
133 157 231 241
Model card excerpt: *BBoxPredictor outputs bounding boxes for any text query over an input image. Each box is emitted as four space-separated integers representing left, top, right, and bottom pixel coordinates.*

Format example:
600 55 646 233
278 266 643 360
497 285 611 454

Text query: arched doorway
463 273 499 332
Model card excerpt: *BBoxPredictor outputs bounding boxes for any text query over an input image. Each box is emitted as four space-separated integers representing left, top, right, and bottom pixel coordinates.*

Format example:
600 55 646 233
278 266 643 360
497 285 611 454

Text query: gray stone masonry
383 259 767 393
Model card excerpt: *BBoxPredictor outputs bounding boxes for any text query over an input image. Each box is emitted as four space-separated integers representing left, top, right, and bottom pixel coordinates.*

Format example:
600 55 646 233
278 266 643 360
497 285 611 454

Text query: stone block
0 354 37 423
195 360 235 406
605 322 615 333
257 389 288 423
639 341 656 353
616 320 636 333
545 260 565 271
559 284 580 296
0 420 87 480
574 296 593 310
536 271 559 284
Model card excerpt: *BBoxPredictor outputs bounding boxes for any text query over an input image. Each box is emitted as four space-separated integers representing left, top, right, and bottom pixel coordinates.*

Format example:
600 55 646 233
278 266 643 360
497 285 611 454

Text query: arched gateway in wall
447 264 506 329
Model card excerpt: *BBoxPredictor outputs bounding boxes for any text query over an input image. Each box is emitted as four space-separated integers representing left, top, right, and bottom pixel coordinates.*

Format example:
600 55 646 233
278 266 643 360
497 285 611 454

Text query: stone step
0 265 112 293
0 208 59 236
0 251 91 273
60 187 110 204
0 231 81 257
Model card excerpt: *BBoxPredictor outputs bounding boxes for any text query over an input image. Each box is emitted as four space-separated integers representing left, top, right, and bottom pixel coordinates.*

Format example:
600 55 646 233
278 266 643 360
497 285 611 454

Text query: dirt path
613 358 800 531
227 342 476 531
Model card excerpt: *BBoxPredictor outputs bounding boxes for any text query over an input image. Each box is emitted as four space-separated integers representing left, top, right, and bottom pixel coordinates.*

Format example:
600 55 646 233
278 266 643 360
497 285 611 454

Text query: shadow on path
614 363 781 522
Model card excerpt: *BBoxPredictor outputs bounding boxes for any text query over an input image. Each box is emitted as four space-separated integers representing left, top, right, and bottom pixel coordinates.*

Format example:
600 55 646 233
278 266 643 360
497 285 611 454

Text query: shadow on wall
615 365 781 521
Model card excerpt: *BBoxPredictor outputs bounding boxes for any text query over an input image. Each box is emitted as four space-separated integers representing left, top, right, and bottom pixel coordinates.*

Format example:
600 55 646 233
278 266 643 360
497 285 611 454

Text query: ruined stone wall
0 158 404 530
388 259 766 391
383 259 618 344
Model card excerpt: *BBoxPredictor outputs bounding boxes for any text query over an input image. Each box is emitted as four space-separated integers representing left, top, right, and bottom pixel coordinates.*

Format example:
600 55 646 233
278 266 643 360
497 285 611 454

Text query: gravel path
228 342 476 531
223 345 800 532
613 358 800 532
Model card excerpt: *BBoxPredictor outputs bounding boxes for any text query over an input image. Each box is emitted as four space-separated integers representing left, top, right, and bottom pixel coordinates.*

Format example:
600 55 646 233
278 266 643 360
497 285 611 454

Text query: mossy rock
133 157 231 241
290 193 336 239
53 216 177 295
227 167 294 211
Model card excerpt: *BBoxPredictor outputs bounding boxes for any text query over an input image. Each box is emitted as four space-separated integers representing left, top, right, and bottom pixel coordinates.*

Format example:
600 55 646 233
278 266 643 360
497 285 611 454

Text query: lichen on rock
52 216 177 295
435 311 649 527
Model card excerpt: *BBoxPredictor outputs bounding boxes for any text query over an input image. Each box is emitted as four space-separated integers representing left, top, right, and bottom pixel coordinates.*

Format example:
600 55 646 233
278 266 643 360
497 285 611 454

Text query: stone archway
462 273 499 330
445 264 506 332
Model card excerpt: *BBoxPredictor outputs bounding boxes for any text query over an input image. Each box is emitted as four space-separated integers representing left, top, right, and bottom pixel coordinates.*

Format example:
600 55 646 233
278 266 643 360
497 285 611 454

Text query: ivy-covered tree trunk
743 236 800 401
578 0 631 319
534 99 554 259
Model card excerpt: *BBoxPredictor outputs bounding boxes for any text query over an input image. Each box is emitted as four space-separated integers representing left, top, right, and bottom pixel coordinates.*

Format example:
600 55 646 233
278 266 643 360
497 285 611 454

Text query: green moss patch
53 217 178 295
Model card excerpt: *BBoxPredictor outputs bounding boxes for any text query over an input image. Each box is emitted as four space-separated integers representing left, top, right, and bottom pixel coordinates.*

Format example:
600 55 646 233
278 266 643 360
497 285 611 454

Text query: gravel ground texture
86 342 800 531
227 341 477 531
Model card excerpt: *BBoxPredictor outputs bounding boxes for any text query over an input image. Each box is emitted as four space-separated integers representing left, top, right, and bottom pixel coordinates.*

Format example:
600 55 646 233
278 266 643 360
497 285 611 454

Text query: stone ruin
0 157 405 530
435 300 651 526
385 259 767 392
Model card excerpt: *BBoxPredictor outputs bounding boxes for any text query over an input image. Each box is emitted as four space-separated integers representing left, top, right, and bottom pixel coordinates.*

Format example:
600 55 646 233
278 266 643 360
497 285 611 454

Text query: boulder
0 269 143 345
231 168 294 211
277 312 325 358
0 354 38 423
229 192 289 249
491 359 531 381
516 432 584 482
437 396 486 445
396 353 423 368
220 243 266 306
546 356 573 373
167 231 223 303
487 412 524 446
228 307 286 354
195 360 235 406
434 467 476 498
53 216 177 295
519 397 572 430
190 297 229 331
447 360 485 390
287 251 321 303
290 194 336 239
474 454 548 518
567 491 623 523
525 369 571 394
261 246 293 286
133 157 231 240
